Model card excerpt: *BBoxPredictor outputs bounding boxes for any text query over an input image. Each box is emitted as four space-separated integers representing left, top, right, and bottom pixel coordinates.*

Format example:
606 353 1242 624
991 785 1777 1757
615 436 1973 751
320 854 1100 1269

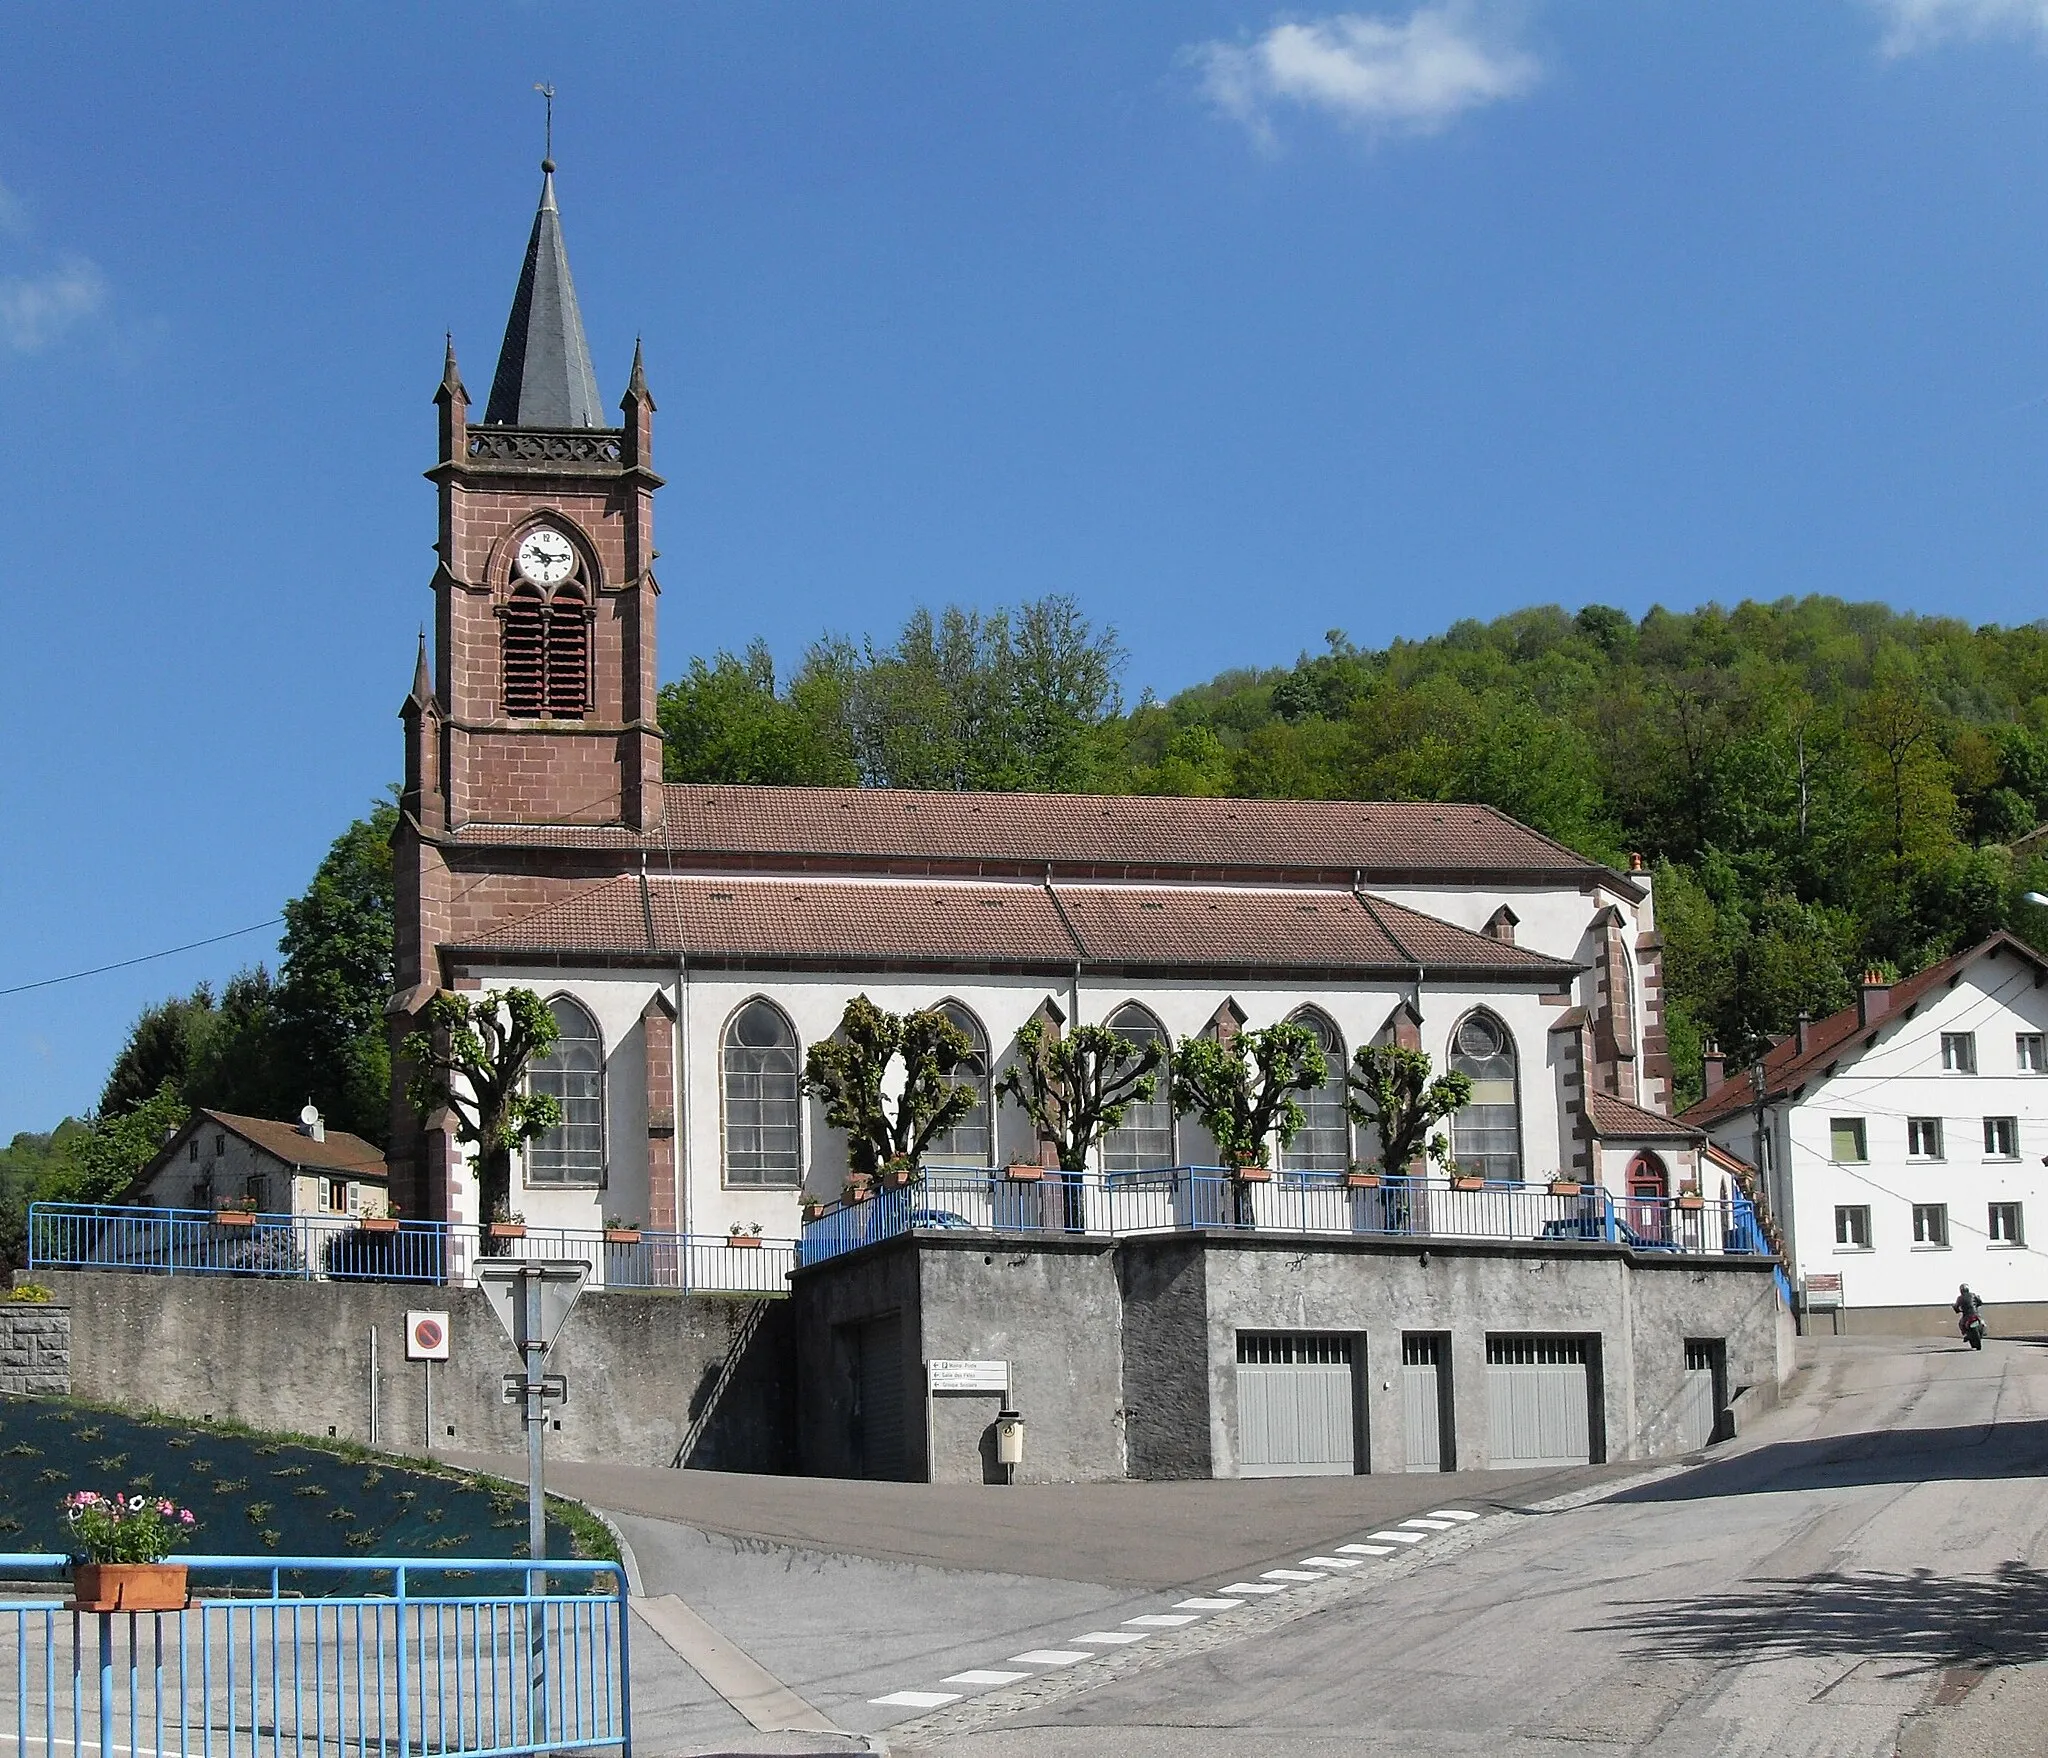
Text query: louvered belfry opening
501 578 591 719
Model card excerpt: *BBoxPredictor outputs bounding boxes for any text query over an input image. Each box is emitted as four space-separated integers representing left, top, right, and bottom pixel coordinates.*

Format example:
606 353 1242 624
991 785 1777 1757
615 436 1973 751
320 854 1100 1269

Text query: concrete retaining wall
1822 1300 2048 1339
36 1272 794 1472
0 1302 70 1397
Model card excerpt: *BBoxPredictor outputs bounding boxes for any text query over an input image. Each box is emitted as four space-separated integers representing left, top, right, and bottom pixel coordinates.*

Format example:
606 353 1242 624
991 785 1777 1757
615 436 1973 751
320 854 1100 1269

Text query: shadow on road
1588 1563 2048 1669
1605 1419 2048 1502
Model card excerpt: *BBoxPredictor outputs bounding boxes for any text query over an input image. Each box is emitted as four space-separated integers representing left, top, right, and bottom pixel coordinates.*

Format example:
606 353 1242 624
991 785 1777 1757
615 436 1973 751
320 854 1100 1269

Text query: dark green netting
0 1398 594 1598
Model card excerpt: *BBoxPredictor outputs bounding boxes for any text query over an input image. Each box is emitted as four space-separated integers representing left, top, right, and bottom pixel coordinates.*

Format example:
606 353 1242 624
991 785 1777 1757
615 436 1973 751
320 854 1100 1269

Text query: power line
0 919 285 999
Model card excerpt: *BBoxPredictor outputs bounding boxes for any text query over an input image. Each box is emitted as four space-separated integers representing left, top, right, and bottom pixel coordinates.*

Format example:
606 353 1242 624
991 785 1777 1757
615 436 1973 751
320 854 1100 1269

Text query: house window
326 1178 349 1213
1280 1008 1350 1177
1101 1003 1174 1171
924 1002 993 1167
1990 1202 2026 1247
1829 1118 1868 1163
1835 1205 1872 1249
214 1134 225 1157
1912 1203 1948 1247
188 1140 198 1162
1449 1011 1522 1183
1984 1117 2019 1159
1907 1118 1943 1160
526 997 605 1186
1941 1032 1977 1073
2019 1033 2045 1073
723 999 802 1187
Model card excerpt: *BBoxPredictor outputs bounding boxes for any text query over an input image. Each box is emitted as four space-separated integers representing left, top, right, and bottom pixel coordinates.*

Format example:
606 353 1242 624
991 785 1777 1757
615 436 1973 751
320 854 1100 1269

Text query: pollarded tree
995 1017 1162 1173
401 988 561 1229
1345 1045 1471 1180
1169 1020 1328 1172
801 996 978 1180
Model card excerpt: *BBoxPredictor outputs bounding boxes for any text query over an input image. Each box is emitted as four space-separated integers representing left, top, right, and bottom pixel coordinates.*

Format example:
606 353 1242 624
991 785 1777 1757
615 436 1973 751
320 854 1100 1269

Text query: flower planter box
359 1217 400 1234
1004 1164 1045 1183
882 1170 915 1190
71 1563 187 1613
487 1224 527 1241
1232 1167 1272 1184
603 1230 642 1245
1451 1177 1487 1191
213 1211 256 1227
726 1235 763 1250
843 1177 875 1204
1343 1172 1381 1189
1547 1182 1584 1197
1676 1195 1707 1212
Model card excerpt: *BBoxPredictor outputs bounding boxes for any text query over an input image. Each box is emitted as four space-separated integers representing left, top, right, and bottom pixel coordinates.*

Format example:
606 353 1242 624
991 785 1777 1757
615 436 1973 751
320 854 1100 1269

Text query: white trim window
1101 1003 1174 1172
2018 1033 2045 1073
723 999 803 1188
1280 1008 1349 1178
1911 1203 1948 1247
1941 1032 1977 1074
1835 1205 1873 1250
527 996 606 1187
1830 1118 1868 1164
1448 1011 1521 1183
1990 1202 2026 1247
1907 1118 1943 1160
1984 1117 2019 1159
925 1001 994 1167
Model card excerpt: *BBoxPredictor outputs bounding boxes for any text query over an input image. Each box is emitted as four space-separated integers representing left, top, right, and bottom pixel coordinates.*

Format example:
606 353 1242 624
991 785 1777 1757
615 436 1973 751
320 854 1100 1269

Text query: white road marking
1009 1649 1092 1665
1125 1613 1199 1627
1262 1568 1327 1581
1177 1597 1245 1610
1400 1518 1457 1531
944 1669 1030 1686
1072 1630 1150 1645
871 1690 962 1708
1338 1543 1395 1556
1221 1582 1288 1594
1428 1509 1480 1521
1368 1530 1428 1544
1299 1555 1360 1568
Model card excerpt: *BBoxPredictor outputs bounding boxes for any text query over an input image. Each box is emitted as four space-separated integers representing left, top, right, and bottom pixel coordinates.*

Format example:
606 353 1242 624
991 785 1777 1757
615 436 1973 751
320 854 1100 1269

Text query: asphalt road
888 1333 2048 1757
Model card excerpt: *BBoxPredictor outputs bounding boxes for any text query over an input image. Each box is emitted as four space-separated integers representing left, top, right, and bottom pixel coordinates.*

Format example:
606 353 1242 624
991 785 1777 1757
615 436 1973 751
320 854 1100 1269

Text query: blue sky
5 0 2048 1133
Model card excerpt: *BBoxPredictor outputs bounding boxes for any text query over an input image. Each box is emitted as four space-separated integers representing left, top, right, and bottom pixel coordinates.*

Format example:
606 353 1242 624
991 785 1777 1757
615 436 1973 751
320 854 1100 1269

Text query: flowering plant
63 1491 198 1564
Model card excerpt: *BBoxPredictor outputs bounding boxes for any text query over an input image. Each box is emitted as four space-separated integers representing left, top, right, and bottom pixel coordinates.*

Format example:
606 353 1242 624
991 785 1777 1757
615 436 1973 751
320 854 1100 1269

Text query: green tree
1345 1046 1471 1179
400 989 561 1230
658 642 855 785
59 1086 191 1206
995 1017 1162 1173
1169 1022 1327 1171
801 996 978 1180
99 987 216 1118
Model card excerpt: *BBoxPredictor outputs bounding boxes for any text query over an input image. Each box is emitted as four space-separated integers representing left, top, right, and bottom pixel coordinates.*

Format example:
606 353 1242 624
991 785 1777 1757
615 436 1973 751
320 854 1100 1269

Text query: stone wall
0 1302 70 1397
37 1273 793 1473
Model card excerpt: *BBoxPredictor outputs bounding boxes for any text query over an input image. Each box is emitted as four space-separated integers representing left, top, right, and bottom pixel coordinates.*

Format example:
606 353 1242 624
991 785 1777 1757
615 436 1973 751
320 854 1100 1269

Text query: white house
1684 933 2048 1327
134 1108 390 1220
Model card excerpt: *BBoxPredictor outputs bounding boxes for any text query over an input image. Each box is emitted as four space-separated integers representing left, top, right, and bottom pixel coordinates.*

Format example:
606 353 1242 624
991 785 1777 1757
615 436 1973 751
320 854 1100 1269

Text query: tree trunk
478 1141 514 1248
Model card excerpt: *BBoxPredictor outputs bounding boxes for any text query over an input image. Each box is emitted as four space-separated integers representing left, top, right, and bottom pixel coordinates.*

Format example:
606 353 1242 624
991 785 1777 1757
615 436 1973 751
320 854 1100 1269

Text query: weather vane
534 82 555 166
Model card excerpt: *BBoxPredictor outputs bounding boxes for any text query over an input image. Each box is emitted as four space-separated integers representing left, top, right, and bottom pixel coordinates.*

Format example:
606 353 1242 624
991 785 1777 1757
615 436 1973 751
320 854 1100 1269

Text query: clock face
515 528 577 588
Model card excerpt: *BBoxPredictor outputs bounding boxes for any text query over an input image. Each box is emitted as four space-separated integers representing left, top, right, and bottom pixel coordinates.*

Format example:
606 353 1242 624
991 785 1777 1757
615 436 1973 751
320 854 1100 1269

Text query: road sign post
474 1260 587 1743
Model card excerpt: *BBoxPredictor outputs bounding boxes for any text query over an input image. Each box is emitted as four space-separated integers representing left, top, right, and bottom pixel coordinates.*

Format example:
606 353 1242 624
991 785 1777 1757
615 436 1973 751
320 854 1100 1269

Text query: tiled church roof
1586 1091 1702 1141
440 784 1624 883
450 874 1582 977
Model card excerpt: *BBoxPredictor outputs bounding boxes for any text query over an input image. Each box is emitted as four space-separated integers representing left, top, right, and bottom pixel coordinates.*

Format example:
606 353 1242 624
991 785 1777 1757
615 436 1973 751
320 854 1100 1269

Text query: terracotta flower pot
1548 1182 1584 1197
360 1217 400 1234
71 1563 188 1613
1344 1172 1381 1189
726 1234 763 1249
882 1169 915 1190
1233 1167 1272 1184
487 1223 526 1240
604 1230 642 1244
1004 1164 1045 1183
213 1211 255 1228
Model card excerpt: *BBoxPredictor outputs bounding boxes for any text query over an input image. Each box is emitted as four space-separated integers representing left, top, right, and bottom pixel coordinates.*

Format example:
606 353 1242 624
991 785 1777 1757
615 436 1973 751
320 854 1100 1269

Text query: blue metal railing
798 1168 1781 1269
28 1204 793 1297
0 1554 627 1758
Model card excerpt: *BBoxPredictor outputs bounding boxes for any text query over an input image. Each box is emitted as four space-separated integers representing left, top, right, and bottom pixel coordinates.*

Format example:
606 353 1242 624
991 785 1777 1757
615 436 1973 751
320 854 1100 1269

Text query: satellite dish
299 1103 321 1128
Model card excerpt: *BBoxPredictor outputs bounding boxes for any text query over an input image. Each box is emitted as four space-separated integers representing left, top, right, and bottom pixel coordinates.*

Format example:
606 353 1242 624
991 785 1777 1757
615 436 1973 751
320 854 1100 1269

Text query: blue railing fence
27 1205 793 1297
798 1167 1777 1269
0 1555 627 1758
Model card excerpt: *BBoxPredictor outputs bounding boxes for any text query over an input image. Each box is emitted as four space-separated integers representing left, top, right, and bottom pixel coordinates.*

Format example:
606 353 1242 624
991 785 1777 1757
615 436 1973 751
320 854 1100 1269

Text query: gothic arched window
924 1002 993 1166
1449 1010 1521 1183
1100 1003 1174 1171
526 996 605 1186
502 528 592 720
1281 1007 1350 1177
724 998 802 1187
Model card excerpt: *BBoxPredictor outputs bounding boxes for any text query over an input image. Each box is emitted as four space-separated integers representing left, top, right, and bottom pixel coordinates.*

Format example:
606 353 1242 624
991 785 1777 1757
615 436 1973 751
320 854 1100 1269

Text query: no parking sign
406 1311 451 1361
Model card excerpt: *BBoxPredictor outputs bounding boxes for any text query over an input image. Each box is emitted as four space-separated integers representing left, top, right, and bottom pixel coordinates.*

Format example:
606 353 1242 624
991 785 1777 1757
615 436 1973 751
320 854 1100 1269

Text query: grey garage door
1486 1336 1592 1468
855 1315 908 1480
1676 1340 1722 1453
1237 1333 1358 1477
1401 1334 1448 1472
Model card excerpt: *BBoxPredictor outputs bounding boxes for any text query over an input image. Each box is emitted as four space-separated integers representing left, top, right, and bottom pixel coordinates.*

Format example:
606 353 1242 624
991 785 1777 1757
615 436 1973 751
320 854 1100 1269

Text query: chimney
1794 1013 1811 1056
1858 969 1891 1028
300 1105 325 1143
1702 1039 1726 1095
1628 852 1646 873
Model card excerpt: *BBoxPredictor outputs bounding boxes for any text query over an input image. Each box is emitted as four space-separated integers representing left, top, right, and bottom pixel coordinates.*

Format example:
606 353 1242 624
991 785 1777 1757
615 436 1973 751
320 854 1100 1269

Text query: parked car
908 1207 974 1231
1539 1213 1676 1251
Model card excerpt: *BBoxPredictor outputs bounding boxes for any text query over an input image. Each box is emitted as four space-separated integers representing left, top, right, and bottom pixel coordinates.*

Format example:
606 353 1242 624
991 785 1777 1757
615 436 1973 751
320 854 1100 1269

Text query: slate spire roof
483 160 604 428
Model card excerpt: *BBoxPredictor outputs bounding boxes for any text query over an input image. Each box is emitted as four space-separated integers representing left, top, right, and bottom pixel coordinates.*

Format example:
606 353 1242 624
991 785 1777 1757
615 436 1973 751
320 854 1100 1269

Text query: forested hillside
659 595 2048 1102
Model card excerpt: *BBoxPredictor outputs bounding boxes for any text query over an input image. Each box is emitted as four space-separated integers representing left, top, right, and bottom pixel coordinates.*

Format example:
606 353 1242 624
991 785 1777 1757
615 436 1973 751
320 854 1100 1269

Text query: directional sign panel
475 1261 588 1362
405 1311 451 1361
501 1373 568 1406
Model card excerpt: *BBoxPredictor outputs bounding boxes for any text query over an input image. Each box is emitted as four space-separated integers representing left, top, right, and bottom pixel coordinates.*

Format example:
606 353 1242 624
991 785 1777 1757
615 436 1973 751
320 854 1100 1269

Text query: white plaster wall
1765 960 2048 1310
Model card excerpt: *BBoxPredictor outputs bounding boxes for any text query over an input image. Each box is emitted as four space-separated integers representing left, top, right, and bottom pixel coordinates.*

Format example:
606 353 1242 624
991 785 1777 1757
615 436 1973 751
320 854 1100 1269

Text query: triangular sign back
475 1260 588 1362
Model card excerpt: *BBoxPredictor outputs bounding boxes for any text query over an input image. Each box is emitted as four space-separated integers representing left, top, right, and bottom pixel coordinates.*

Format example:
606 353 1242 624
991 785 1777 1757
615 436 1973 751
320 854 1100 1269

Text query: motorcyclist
1955 1283 1985 1344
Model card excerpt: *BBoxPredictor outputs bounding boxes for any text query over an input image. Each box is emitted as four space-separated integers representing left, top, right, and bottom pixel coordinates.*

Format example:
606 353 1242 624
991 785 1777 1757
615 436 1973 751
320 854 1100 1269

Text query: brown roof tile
1680 932 2048 1129
441 784 1622 883
200 1111 388 1177
454 875 1580 978
1586 1091 1700 1141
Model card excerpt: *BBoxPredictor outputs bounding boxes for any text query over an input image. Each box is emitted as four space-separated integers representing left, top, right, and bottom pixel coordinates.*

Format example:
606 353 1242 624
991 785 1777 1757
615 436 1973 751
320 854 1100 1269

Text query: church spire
483 157 604 428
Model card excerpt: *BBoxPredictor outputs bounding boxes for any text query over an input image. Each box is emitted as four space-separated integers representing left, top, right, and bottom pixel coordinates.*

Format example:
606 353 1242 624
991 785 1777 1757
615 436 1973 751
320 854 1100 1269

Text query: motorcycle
1961 1311 1987 1350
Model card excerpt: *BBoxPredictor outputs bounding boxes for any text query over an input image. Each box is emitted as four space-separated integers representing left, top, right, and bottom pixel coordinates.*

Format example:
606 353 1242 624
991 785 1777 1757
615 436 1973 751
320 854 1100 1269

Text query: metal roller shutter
1236 1333 1358 1478
1486 1336 1592 1468
856 1315 908 1481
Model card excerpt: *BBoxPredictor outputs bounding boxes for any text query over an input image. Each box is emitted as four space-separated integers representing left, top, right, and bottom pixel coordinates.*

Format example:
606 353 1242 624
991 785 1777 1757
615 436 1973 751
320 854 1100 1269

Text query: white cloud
1191 3 1543 144
1868 0 2048 55
0 255 107 353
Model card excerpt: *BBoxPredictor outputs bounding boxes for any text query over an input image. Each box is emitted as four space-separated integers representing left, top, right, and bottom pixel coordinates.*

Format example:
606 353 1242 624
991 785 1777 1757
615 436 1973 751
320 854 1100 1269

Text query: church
390 159 1710 1259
